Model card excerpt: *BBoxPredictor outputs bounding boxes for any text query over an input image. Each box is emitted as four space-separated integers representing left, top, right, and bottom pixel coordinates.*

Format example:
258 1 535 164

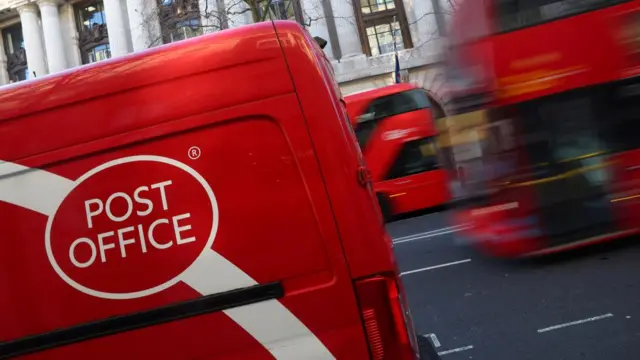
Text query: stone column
17 3 48 79
319 0 341 59
301 0 334 59
0 38 9 85
127 0 162 51
103 0 130 57
432 0 446 37
404 0 433 45
330 0 362 57
38 0 68 73
59 3 82 68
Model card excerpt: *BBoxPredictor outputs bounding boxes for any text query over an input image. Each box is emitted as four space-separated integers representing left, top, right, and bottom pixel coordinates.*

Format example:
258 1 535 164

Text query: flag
394 51 401 84
393 27 401 84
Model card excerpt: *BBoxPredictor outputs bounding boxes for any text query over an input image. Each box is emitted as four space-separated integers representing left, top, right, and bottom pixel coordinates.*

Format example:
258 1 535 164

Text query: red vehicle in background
445 0 640 258
344 84 451 221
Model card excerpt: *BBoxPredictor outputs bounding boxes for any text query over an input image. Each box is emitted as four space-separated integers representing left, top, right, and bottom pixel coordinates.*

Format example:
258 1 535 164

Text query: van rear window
495 0 629 33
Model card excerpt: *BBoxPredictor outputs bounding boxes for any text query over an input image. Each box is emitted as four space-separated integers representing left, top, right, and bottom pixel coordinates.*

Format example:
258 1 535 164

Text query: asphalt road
388 210 640 360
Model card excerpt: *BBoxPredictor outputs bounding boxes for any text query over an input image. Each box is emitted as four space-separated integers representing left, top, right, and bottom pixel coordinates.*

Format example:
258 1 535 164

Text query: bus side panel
364 110 451 214
375 170 451 215
0 93 364 358
364 112 432 181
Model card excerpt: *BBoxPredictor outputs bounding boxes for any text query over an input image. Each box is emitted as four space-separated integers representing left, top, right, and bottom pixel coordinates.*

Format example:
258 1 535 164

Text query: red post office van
0 21 439 360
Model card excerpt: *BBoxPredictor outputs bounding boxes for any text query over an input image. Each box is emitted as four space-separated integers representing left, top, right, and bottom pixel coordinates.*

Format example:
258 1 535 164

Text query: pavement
387 209 640 360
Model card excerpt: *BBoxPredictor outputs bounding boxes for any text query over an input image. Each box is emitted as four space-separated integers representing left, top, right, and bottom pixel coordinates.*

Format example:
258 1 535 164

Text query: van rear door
274 20 422 360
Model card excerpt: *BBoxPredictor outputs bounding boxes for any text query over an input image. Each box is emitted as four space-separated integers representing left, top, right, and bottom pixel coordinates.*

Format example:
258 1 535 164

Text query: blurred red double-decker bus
444 0 640 257
345 84 451 222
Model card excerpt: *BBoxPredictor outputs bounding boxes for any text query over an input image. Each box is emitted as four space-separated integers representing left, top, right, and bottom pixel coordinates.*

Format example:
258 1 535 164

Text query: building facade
0 0 452 96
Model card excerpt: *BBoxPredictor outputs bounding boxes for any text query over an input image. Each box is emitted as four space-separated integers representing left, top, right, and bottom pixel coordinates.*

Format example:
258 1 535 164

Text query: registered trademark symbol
188 146 201 160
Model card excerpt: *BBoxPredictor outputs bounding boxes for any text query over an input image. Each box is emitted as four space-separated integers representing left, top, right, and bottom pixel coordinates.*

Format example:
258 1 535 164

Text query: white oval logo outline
44 155 219 300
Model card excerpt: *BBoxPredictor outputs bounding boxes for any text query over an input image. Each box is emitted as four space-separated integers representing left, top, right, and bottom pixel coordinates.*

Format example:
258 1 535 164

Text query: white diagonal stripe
0 161 75 216
181 250 336 360
225 300 336 360
180 249 257 295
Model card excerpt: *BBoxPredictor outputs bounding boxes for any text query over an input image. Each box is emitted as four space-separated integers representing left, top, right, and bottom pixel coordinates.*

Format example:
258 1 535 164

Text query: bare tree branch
138 0 457 57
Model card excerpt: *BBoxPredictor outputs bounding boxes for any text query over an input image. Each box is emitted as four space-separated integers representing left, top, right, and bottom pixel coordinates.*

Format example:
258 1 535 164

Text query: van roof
0 21 284 122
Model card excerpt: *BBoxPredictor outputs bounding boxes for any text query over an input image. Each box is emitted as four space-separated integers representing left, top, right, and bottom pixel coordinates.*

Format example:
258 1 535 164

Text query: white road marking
400 259 472 276
393 226 471 244
393 225 468 241
423 333 441 347
537 313 614 333
438 345 474 356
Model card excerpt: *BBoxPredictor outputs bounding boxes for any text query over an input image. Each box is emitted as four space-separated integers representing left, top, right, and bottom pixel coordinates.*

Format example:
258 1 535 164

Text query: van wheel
376 193 392 223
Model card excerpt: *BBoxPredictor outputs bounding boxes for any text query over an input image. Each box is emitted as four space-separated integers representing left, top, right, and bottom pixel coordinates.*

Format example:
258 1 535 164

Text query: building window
353 0 412 56
2 24 28 83
257 0 303 23
158 0 203 44
75 1 111 65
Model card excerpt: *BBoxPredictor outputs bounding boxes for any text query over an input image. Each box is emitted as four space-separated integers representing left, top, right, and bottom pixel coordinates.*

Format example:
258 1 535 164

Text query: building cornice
332 37 444 84
1 0 68 10
1 0 30 10
16 2 38 14
0 16 20 28
37 0 65 6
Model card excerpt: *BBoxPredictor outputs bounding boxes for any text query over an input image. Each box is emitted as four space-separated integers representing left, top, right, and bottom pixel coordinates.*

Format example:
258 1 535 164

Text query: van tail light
354 274 419 360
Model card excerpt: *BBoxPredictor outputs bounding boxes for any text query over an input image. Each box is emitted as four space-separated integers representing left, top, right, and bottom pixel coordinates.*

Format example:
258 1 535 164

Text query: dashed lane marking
400 259 472 276
438 345 474 356
392 225 470 244
537 313 614 333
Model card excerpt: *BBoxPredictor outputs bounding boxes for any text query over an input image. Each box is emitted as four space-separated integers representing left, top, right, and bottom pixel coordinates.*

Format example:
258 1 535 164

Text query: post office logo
45 156 218 300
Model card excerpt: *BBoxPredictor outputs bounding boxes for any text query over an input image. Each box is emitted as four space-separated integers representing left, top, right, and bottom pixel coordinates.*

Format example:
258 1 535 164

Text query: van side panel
0 59 291 165
0 22 281 122
0 25 366 359
274 21 398 279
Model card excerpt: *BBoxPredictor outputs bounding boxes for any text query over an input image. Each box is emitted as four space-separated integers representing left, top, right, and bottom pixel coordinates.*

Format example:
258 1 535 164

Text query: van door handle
626 165 640 172
357 166 372 187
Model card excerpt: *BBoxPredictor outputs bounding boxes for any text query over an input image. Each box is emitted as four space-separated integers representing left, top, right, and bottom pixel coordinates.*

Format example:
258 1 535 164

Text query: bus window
495 0 630 33
610 82 640 152
354 89 431 149
365 89 431 120
385 137 440 180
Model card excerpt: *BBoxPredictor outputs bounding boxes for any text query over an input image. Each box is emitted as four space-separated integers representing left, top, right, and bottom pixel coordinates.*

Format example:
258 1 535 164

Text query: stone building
0 0 452 97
